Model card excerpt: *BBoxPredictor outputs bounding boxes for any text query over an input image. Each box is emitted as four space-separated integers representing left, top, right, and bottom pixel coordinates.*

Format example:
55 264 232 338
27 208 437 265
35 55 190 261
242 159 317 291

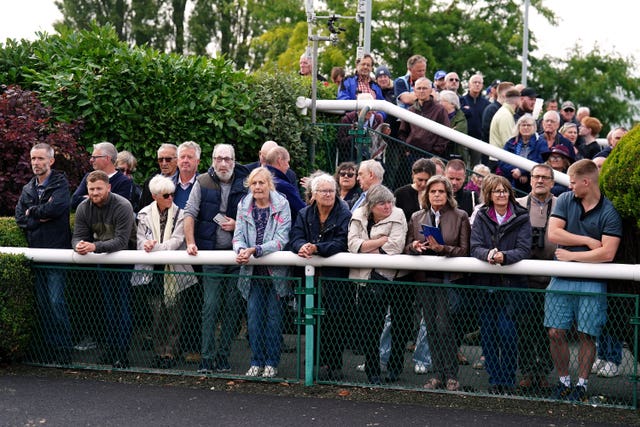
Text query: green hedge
0 253 34 363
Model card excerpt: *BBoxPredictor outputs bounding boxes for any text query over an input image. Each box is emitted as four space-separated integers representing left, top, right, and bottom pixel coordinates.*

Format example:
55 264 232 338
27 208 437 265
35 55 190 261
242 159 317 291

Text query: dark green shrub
0 217 28 247
601 125 640 228
0 254 34 363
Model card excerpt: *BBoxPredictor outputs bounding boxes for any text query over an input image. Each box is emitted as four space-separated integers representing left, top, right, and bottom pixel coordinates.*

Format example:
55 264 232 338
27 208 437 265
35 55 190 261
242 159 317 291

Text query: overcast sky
1 0 637 71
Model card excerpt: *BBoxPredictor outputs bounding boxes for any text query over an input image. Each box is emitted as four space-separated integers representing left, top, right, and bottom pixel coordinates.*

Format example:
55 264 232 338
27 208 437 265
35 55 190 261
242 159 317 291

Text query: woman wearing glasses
497 114 545 195
334 162 361 209
290 173 352 381
470 174 531 395
133 175 197 369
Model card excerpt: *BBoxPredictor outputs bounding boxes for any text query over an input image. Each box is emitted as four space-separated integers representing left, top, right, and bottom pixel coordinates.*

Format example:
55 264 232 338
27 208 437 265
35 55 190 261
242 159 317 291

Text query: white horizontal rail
296 97 570 187
3 247 639 282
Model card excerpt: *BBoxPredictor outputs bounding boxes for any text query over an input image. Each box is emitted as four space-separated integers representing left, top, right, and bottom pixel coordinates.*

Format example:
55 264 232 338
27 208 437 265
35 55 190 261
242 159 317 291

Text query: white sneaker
263 365 278 378
245 365 263 377
591 358 605 374
356 363 365 372
414 363 430 374
597 361 619 378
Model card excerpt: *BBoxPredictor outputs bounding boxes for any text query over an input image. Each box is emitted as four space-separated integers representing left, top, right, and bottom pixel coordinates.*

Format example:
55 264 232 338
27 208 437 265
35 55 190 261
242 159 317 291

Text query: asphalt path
0 375 612 427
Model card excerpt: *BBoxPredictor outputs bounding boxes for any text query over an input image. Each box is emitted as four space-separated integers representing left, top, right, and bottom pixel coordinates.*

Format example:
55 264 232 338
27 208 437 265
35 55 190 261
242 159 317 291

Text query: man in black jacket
15 143 73 364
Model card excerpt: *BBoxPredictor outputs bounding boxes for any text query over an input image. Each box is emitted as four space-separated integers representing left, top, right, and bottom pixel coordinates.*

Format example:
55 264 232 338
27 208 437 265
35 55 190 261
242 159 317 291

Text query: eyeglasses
492 189 508 195
214 156 234 163
548 155 564 161
158 157 177 163
448 78 459 82
117 168 134 175
90 155 108 160
315 189 336 195
531 175 553 181
339 172 355 178
161 193 175 199
563 108 575 113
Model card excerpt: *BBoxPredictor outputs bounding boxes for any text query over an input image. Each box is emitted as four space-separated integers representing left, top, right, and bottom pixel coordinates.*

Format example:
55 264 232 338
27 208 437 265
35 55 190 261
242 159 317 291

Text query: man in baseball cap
433 70 447 92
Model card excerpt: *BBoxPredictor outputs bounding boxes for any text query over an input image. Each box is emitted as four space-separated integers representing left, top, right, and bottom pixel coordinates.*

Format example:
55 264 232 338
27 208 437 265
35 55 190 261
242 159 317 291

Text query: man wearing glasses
71 141 133 209
183 144 249 374
444 72 461 94
138 143 180 210
515 164 557 392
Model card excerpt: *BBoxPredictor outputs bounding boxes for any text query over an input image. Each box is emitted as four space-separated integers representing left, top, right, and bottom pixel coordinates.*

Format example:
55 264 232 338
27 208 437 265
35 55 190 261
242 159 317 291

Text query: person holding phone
405 175 470 391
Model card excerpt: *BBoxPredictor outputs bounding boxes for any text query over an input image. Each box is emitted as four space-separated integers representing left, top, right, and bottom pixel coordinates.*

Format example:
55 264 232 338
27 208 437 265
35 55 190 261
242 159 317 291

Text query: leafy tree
532 46 640 132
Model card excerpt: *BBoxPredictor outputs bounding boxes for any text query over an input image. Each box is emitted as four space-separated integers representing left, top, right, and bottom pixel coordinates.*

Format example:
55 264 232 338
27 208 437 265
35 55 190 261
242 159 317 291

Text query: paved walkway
0 374 594 427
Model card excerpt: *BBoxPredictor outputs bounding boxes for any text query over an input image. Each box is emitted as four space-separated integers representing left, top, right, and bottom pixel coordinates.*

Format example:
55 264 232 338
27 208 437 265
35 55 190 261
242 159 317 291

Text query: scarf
150 202 179 306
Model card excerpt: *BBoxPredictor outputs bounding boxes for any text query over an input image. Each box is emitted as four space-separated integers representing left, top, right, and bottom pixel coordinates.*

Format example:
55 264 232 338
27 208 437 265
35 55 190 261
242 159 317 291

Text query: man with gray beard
183 144 249 374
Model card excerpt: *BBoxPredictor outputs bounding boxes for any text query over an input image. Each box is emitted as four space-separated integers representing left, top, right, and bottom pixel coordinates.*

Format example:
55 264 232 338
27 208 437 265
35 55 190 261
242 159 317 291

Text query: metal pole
521 0 530 86
363 0 372 53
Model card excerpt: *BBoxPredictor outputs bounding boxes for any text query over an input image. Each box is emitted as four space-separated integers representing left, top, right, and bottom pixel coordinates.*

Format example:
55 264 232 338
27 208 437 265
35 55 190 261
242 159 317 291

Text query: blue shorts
543 277 607 337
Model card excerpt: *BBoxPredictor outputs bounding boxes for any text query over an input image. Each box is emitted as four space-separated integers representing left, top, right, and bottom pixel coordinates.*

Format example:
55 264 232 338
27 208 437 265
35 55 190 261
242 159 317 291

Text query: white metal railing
296 97 571 187
2 247 639 282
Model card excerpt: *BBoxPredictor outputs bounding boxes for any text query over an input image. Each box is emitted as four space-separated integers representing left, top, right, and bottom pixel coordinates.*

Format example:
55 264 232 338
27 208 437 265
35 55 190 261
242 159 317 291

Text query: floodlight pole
521 0 530 86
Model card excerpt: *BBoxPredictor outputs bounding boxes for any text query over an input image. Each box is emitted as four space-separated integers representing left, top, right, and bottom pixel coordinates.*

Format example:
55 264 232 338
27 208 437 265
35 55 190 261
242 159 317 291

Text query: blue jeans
480 292 518 387
34 267 72 350
597 334 622 365
98 267 132 353
201 265 242 361
247 279 282 367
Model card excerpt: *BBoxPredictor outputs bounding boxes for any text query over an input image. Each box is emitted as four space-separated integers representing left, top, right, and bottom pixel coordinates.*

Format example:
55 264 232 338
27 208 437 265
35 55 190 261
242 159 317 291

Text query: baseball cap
520 87 538 98
375 66 391 78
434 70 447 80
561 101 576 111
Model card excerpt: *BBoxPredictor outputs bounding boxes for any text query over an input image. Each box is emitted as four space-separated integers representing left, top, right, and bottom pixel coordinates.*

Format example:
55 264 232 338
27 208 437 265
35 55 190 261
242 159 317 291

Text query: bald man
245 140 298 186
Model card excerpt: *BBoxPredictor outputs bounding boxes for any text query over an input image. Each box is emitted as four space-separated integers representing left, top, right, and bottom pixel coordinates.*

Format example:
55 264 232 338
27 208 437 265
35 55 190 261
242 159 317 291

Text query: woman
406 175 470 391
464 163 490 207
558 122 581 160
577 116 603 159
348 185 408 385
542 145 574 196
498 114 545 194
116 150 142 211
290 173 352 381
334 162 361 208
233 167 291 378
439 89 469 164
132 175 197 368
470 174 531 395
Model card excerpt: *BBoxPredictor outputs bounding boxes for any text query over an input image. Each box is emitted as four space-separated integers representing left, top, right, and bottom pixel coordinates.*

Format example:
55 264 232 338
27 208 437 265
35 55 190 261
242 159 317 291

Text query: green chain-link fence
25 263 638 408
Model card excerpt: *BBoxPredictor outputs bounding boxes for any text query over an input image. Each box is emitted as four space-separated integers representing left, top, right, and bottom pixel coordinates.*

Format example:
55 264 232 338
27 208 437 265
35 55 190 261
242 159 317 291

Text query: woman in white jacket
348 185 408 385
133 175 196 369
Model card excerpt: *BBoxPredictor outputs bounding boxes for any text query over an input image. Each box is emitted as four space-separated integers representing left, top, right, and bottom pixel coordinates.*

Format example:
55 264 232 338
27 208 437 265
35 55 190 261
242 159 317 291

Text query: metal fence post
304 265 315 386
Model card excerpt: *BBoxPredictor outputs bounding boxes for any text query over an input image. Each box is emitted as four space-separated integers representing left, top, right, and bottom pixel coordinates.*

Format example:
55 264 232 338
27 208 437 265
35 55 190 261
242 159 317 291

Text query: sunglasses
339 172 355 178
448 78 459 82
162 193 175 199
158 157 176 163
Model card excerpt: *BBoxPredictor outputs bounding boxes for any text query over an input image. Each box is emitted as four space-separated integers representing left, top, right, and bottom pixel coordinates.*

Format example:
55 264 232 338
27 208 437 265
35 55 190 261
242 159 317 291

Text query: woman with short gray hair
348 184 409 385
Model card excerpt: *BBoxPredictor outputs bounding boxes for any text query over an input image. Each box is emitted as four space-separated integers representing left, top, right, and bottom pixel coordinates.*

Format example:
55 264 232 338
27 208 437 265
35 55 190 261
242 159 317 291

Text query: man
351 159 384 212
545 159 622 402
174 141 201 208
394 55 427 109
338 53 383 102
71 142 133 210
138 143 179 210
559 101 579 128
444 159 474 215
576 106 590 123
460 73 491 166
481 81 514 143
246 140 298 186
488 88 520 170
444 72 461 93
72 170 136 369
375 65 400 138
515 163 557 390
397 77 450 159
538 111 575 159
184 144 249 374
514 87 537 121
15 143 73 364
299 53 327 82
265 146 306 221
594 126 628 159
433 70 447 92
